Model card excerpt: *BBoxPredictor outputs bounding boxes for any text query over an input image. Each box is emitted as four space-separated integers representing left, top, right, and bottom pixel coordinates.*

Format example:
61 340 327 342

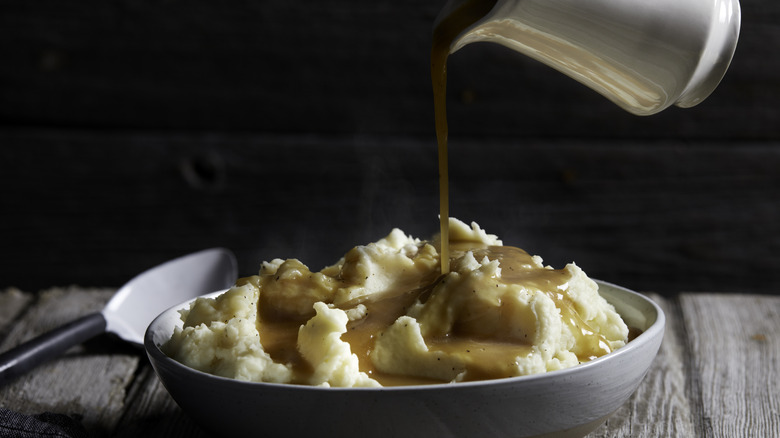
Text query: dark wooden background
1 0 778 295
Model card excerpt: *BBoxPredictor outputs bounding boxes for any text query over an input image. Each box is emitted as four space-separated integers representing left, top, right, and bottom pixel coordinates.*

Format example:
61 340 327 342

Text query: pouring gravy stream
432 0 498 274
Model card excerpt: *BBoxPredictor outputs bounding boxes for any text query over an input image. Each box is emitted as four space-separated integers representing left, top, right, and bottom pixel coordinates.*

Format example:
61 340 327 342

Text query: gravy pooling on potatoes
165 219 630 387
241 243 613 387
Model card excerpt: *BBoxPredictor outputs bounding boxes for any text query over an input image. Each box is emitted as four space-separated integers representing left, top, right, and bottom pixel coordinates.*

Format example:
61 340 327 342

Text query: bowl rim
145 279 665 392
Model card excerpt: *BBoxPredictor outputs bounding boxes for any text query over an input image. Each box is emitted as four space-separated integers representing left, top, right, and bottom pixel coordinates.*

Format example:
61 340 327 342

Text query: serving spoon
0 248 237 387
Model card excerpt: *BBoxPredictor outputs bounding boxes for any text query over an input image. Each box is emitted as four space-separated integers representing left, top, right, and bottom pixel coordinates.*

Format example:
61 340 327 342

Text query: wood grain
590 294 696 437
680 293 780 438
0 0 776 140
0 287 138 435
0 289 33 341
112 366 207 438
2 131 778 295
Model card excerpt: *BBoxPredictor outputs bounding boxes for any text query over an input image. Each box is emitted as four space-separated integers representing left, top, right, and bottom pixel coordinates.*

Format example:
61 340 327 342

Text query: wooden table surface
0 287 777 437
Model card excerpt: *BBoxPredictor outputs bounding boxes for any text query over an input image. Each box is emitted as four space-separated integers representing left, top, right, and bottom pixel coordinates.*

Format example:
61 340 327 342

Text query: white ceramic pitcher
436 0 741 115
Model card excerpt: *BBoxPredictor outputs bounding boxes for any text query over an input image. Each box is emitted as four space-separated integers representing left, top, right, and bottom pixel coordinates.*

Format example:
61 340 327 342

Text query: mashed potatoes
163 218 629 387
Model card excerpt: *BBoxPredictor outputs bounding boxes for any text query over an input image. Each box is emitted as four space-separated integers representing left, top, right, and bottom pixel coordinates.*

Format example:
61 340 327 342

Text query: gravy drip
340 277 444 386
431 0 498 274
469 246 613 362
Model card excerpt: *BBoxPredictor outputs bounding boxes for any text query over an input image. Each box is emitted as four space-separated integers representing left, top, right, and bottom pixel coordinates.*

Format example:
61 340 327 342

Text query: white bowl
145 280 664 438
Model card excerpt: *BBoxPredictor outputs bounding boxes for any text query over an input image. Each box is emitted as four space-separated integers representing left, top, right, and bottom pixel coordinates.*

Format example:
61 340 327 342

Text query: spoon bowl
0 248 237 387
104 248 238 346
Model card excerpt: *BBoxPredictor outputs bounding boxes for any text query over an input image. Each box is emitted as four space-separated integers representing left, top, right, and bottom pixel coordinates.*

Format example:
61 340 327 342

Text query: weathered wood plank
0 0 776 140
589 294 696 437
112 365 207 438
0 288 33 340
1 131 778 295
0 287 140 436
679 293 780 437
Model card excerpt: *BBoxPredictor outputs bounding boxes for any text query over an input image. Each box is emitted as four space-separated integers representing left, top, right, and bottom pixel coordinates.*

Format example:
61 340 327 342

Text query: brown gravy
248 245 617 386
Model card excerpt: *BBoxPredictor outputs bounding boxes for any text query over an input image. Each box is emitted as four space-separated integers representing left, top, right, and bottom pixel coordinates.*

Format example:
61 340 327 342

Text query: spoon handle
0 312 107 387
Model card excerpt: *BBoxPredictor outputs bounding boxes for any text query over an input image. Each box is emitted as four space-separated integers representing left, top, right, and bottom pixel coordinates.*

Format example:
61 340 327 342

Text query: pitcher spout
437 0 741 115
